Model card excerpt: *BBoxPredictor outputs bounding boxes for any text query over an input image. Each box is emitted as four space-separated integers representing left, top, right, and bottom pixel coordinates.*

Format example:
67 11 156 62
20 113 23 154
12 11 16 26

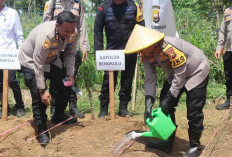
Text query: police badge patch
152 5 160 23
164 44 186 69
44 4 48 12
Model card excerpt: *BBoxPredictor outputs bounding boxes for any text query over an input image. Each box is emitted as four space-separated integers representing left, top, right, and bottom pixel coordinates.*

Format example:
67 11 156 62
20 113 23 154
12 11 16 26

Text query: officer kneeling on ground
124 25 210 157
18 11 78 147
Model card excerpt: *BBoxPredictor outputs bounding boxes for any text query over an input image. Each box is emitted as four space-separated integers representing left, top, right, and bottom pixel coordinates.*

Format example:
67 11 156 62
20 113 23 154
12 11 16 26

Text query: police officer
43 0 90 118
143 0 179 37
18 11 78 147
94 0 145 118
124 25 209 157
215 7 232 110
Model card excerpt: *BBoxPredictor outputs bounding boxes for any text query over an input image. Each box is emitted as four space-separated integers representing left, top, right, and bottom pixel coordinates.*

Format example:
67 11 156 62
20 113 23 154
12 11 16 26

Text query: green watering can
131 107 176 140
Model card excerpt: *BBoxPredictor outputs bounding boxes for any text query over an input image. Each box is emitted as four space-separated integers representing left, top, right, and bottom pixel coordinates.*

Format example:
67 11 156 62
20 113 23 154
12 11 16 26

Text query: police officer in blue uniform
94 0 145 118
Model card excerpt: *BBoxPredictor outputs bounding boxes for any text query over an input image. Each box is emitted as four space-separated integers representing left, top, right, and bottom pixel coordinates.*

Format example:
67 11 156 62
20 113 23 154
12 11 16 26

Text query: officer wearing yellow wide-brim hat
124 25 209 157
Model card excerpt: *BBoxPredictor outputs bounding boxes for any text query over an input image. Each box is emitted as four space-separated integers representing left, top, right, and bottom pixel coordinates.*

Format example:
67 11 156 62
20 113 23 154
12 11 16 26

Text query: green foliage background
5 0 232 113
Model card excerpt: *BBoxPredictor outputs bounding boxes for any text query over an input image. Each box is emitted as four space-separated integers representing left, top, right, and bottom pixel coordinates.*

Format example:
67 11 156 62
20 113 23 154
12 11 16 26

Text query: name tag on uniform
0 49 21 70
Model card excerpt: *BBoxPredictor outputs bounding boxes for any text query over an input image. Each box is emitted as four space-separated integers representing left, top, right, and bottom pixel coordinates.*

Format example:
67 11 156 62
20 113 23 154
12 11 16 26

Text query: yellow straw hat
124 24 165 54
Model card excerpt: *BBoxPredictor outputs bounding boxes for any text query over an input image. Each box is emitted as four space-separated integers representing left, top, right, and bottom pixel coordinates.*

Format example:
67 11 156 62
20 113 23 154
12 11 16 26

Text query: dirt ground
0 96 232 157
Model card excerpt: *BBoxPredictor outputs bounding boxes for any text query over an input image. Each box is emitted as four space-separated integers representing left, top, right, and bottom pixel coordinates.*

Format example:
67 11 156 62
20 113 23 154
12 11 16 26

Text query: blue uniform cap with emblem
124 24 164 54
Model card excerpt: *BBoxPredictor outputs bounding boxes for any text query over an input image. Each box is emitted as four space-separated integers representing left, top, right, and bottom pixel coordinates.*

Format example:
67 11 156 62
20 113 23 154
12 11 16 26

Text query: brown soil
0 96 232 157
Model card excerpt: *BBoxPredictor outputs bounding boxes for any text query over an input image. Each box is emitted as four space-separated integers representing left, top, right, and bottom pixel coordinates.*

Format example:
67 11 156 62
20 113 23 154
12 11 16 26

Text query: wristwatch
38 89 46 94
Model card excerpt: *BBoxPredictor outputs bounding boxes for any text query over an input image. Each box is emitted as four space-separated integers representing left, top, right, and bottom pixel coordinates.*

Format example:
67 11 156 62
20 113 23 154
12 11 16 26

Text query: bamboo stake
132 57 139 111
137 57 142 89
88 88 95 120
109 71 115 120
2 70 9 121
209 60 223 73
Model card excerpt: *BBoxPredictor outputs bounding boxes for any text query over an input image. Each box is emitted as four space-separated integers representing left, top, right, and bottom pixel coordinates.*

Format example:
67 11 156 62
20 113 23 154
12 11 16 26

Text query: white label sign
96 50 125 71
0 49 21 70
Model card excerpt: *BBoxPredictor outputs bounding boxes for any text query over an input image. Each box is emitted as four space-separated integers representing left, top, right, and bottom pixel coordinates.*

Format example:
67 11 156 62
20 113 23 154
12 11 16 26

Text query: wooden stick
137 57 142 89
109 71 115 120
2 70 9 121
209 60 223 73
132 57 139 111
88 87 95 120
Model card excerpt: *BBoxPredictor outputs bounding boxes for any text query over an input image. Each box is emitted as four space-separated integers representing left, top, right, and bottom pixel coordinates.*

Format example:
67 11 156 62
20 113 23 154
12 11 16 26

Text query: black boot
52 113 77 124
146 131 176 153
37 126 50 148
216 99 230 110
69 100 85 118
183 130 201 157
118 101 132 117
98 102 108 118
16 108 26 117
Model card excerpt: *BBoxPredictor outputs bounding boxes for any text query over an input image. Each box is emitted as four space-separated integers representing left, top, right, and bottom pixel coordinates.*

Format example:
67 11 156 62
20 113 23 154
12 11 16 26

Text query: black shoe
146 140 173 153
118 108 132 117
16 108 26 117
69 108 85 118
37 131 50 148
216 99 230 110
52 114 77 124
98 111 108 118
183 146 199 157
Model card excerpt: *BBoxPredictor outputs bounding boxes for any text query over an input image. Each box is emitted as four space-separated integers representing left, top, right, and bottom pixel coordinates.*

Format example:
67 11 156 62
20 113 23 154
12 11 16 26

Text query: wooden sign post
109 71 115 119
2 70 9 121
0 49 21 121
96 50 125 120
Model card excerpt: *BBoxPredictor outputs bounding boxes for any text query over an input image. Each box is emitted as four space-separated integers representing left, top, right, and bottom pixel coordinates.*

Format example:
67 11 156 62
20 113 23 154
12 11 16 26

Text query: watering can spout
141 131 159 138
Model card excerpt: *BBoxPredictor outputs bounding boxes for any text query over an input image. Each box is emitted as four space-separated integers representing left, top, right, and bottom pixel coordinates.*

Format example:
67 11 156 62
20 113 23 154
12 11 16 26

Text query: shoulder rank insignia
74 3 79 9
163 44 186 69
51 42 58 47
135 2 144 22
225 16 231 22
97 7 103 15
225 8 232 15
72 10 78 16
43 40 51 49
48 50 56 57
44 3 49 12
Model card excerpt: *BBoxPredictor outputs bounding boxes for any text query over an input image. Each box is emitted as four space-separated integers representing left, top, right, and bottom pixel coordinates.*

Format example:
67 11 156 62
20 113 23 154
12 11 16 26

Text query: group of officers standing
1 0 232 156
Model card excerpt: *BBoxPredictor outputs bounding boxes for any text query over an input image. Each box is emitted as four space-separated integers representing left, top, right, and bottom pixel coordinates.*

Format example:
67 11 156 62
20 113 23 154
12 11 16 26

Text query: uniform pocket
2 22 14 34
